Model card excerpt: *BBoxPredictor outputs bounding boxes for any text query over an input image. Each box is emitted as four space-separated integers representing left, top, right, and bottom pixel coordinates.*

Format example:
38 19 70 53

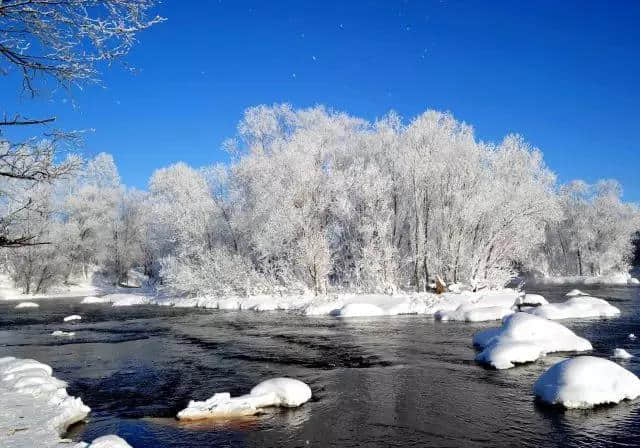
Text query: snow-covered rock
434 290 518 322
533 356 640 408
529 272 634 286
473 313 592 369
524 296 620 320
177 377 312 420
515 294 548 306
630 277 640 285
566 289 587 297
52 330 75 337
63 315 82 322
15 301 39 308
436 305 514 322
629 333 637 340
613 348 633 359
76 435 133 448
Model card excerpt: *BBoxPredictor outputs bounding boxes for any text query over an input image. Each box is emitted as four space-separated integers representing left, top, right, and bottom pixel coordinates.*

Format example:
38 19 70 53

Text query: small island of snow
613 348 634 359
63 314 82 322
533 356 640 408
15 302 39 309
473 313 592 369
524 296 620 320
52 330 75 337
177 377 312 421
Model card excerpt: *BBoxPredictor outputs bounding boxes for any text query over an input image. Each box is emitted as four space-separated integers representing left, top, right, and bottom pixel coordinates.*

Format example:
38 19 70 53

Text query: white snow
334 303 386 317
515 294 548 306
566 289 587 297
524 296 620 320
81 296 112 304
15 302 39 309
177 377 312 421
533 356 640 408
76 435 132 448
63 315 82 322
52 331 75 337
0 357 132 448
435 305 514 322
473 313 592 369
528 272 636 286
613 348 633 359
434 290 518 322
629 333 637 340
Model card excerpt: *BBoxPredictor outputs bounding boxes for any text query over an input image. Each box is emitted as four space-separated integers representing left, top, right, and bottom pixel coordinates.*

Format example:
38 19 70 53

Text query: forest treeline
2 104 639 295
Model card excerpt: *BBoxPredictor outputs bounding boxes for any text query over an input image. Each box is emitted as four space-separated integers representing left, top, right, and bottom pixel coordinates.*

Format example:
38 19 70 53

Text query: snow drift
534 356 640 408
177 377 312 420
473 313 592 369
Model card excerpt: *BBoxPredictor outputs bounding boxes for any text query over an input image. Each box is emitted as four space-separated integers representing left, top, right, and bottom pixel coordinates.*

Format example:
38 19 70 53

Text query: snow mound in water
52 330 75 337
177 377 312 420
534 356 640 408
15 301 39 308
434 290 518 322
473 313 592 369
335 303 386 317
515 294 548 306
524 296 620 320
64 314 82 322
77 435 133 448
629 334 637 340
613 348 633 359
566 289 587 297
81 296 112 304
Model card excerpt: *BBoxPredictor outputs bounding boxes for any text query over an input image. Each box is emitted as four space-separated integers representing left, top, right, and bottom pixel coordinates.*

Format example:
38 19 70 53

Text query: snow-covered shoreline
0 357 131 448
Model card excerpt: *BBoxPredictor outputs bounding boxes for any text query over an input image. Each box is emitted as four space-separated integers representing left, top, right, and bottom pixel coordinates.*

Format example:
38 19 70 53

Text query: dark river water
1 286 640 447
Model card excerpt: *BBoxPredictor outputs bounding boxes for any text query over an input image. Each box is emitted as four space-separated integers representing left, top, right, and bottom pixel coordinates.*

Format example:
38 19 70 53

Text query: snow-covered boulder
630 277 640 285
629 333 637 340
515 294 548 306
76 435 133 448
613 348 633 359
335 303 386 317
534 356 640 408
177 377 312 421
433 290 518 322
473 313 592 369
15 301 39 308
52 330 75 337
436 305 513 322
524 296 620 320
64 314 82 322
566 289 587 297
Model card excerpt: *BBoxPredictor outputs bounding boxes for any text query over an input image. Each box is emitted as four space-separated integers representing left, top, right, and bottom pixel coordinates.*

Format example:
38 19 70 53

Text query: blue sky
2 1 639 201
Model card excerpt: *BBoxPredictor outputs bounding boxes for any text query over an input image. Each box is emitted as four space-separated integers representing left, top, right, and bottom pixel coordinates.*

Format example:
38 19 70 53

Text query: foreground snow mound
15 301 39 308
613 348 634 360
177 377 312 421
515 294 548 306
76 435 133 448
525 296 620 320
534 356 640 408
63 315 82 322
473 313 592 369
434 290 518 322
52 330 75 337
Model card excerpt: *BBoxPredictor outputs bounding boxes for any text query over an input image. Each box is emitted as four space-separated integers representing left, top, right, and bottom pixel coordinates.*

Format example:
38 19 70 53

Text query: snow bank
177 377 312 421
15 301 39 308
524 296 620 320
334 303 386 317
515 294 548 306
52 331 75 337
534 356 640 408
63 315 82 322
528 272 636 286
434 290 518 322
473 313 592 369
566 289 587 297
0 357 131 447
613 348 633 359
81 296 112 304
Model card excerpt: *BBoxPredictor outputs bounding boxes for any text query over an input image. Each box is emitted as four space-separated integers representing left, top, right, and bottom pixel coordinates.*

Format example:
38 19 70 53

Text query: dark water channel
1 286 639 447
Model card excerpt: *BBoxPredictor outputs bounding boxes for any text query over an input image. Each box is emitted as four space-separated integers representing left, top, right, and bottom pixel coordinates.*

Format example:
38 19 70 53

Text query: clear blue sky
2 1 639 201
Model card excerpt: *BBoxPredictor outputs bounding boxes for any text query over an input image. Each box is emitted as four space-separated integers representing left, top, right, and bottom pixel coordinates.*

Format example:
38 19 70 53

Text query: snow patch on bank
527 272 638 286
15 302 39 309
534 356 640 408
0 357 132 447
473 313 592 369
524 296 620 320
177 377 312 420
